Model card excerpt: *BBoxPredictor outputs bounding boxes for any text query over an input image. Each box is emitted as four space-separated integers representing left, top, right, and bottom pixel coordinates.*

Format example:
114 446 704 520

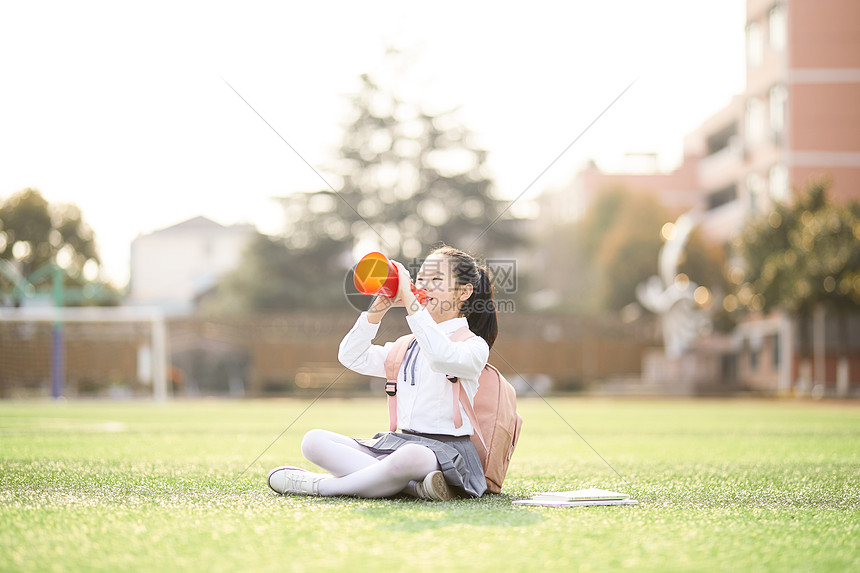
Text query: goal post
0 306 169 401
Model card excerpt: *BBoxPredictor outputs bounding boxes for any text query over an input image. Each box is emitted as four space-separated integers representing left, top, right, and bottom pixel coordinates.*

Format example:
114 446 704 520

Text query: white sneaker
414 470 454 501
267 466 327 496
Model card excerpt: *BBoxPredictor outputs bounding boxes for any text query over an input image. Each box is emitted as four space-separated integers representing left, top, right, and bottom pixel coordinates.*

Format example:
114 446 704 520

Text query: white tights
300 429 441 498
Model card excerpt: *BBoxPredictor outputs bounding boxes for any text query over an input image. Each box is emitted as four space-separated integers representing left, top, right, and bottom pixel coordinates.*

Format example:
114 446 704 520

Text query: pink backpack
383 327 523 494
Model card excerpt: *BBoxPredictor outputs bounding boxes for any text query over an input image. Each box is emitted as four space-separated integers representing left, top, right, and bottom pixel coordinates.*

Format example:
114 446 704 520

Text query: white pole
813 305 826 391
778 312 792 395
152 315 168 403
836 357 849 398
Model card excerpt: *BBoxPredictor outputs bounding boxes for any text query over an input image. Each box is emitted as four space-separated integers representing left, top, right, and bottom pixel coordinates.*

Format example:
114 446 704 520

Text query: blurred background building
127 216 256 315
538 0 860 396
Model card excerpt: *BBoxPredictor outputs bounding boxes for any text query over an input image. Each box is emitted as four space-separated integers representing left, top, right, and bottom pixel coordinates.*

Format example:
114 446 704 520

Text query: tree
536 184 728 318
326 68 516 261
208 49 522 313
1 188 97 272
285 48 522 261
678 229 729 296
577 185 630 260
0 188 115 305
593 191 673 311
678 229 733 332
737 179 860 390
533 186 669 314
737 180 860 315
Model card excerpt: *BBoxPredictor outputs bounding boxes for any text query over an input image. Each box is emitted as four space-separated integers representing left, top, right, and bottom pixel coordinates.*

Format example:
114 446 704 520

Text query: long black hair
430 245 498 349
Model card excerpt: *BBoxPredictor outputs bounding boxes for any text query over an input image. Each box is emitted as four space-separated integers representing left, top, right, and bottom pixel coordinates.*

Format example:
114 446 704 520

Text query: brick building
544 0 860 395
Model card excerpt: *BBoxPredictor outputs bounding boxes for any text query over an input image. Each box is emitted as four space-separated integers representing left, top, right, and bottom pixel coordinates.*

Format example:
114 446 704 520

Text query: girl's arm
405 307 489 381
337 309 392 378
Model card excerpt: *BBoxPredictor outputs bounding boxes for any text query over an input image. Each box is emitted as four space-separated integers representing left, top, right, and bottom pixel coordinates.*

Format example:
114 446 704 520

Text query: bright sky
0 1 745 287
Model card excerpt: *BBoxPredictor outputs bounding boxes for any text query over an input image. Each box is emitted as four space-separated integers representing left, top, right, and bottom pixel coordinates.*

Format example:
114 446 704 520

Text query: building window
769 163 789 202
745 97 765 145
706 123 738 156
747 21 763 68
769 84 787 137
747 173 764 216
772 334 780 368
768 4 787 51
722 354 738 383
707 184 738 210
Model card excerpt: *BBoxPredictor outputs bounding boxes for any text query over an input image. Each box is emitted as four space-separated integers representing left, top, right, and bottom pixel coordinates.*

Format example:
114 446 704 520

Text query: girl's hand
366 262 408 323
391 260 422 315
390 260 411 298
366 294 394 324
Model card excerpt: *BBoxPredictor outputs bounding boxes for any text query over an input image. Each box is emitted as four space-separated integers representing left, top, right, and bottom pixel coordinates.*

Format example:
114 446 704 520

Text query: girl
267 245 498 500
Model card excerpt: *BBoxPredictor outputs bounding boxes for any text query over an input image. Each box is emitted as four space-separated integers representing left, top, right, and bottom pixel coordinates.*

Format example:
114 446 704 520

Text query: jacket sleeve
405 308 489 383
337 312 392 378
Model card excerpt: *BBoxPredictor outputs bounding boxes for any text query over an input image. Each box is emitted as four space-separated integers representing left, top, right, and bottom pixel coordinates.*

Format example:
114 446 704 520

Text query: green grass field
1 397 858 572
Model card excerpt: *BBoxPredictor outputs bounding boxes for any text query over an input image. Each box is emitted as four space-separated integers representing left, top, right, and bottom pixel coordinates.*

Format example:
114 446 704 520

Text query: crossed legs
299 429 441 498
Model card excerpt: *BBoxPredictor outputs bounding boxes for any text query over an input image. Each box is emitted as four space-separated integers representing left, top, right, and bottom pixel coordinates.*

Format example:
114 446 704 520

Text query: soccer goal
0 306 169 401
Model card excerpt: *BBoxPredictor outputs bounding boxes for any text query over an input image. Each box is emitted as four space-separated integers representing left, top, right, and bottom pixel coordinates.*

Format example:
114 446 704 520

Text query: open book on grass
513 488 638 507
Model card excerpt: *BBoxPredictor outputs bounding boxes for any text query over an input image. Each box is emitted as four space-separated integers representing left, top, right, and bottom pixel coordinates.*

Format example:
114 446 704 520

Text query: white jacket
338 307 490 436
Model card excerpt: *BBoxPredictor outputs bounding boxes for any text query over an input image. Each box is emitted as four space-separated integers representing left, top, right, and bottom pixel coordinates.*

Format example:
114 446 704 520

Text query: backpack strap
383 334 415 432
447 326 475 429
457 375 488 467
446 326 490 466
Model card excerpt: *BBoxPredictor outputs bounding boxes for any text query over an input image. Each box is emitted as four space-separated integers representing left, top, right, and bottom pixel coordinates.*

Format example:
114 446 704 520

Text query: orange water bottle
353 252 427 304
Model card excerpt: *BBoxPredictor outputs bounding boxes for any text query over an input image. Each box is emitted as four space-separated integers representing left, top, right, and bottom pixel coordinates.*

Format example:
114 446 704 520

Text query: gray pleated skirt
355 431 487 498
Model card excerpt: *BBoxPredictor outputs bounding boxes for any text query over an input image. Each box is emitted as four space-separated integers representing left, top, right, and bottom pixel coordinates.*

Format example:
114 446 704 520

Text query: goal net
0 306 168 401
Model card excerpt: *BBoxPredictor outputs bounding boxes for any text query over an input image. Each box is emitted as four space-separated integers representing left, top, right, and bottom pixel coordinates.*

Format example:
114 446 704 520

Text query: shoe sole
424 471 454 501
